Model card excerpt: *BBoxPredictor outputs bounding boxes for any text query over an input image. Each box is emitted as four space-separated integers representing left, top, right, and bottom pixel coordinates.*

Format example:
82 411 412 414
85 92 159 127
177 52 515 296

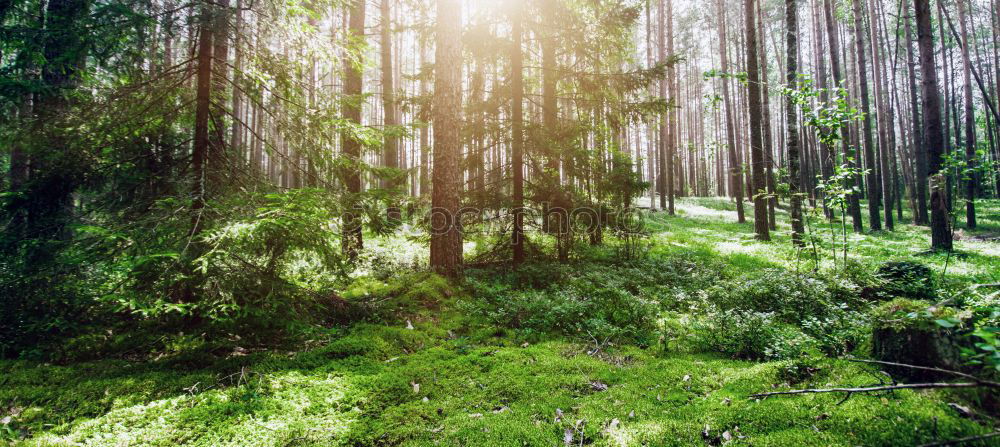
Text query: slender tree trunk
191 3 213 236
824 0 864 232
229 0 243 163
787 0 804 246
657 0 668 211
955 0 977 228
666 0 676 215
381 0 400 221
852 0 881 231
419 43 430 198
868 0 894 230
511 0 526 266
208 0 229 191
905 12 929 224
718 0 746 222
813 0 833 217
756 0 777 231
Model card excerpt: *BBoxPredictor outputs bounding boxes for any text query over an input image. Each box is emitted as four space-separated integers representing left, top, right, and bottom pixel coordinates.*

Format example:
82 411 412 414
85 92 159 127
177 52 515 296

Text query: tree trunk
955 0 977 229
718 0 746 223
510 0 526 266
787 0 804 246
746 0 770 241
868 0 894 230
429 0 463 276
914 0 953 250
340 0 365 260
852 0 881 231
666 0 676 215
191 3 213 237
905 12 929 224
381 0 401 222
824 0 864 232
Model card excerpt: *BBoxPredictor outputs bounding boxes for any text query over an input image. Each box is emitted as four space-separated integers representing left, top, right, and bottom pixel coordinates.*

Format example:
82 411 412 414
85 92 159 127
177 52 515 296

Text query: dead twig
917 431 1000 447
751 382 982 404
846 359 1000 388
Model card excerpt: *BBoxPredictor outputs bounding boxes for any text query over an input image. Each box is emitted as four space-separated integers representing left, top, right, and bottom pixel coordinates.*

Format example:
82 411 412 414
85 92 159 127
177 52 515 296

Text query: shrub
874 261 937 301
341 272 455 323
692 307 819 360
462 270 661 345
705 269 861 325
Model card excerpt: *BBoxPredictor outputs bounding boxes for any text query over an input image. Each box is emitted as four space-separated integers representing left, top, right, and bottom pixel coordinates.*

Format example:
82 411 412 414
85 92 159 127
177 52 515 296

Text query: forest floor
2 198 998 446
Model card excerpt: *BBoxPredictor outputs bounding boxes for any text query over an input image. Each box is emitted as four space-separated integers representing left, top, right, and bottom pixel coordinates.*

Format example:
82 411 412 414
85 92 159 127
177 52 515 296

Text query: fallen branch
751 382 981 404
846 359 1000 388
917 431 1000 447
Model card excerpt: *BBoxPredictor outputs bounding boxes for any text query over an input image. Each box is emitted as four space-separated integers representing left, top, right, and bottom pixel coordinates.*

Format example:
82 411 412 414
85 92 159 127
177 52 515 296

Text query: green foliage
872 299 960 332
875 261 937 301
694 308 819 360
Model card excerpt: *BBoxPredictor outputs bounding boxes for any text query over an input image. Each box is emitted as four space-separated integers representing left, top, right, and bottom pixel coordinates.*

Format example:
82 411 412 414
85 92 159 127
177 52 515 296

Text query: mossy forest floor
2 198 998 446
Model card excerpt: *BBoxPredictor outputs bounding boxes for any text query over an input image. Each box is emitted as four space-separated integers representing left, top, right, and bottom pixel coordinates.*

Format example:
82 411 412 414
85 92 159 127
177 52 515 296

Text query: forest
0 0 999 444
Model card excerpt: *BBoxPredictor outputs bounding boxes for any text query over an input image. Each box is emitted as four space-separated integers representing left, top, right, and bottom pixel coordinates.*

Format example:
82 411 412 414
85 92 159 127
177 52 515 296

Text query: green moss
3 198 997 446
872 299 959 331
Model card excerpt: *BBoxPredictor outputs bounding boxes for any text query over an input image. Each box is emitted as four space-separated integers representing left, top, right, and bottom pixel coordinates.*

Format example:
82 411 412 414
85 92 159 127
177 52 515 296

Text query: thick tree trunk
429 0 463 276
340 0 365 259
746 0 770 241
914 0 953 250
510 1 526 267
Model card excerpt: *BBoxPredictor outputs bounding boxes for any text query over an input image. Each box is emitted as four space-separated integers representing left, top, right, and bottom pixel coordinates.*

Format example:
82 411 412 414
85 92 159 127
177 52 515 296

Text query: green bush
341 272 456 322
693 307 819 360
874 261 937 301
462 266 661 345
705 269 861 325
700 270 870 357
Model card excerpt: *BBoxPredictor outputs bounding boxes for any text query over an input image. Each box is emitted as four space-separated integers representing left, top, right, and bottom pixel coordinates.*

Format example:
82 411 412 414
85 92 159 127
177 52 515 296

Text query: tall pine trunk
955 0 977 228
511 0 526 266
852 0 881 230
914 0 953 250
746 0 770 241
340 0 365 259
718 0 746 223
429 0 463 276
381 0 401 221
786 0 804 246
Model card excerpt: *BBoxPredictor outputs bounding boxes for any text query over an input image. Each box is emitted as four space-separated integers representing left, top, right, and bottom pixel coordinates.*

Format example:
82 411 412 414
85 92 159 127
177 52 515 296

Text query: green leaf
934 319 957 329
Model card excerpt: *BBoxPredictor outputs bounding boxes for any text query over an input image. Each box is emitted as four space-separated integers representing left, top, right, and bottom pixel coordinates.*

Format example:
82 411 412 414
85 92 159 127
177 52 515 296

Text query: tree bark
905 12 929 224
746 0 770 241
381 0 401 222
340 0 365 259
852 0 881 231
824 0 864 232
914 0 953 250
955 0 977 228
787 0 804 246
718 0 746 223
429 0 464 276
